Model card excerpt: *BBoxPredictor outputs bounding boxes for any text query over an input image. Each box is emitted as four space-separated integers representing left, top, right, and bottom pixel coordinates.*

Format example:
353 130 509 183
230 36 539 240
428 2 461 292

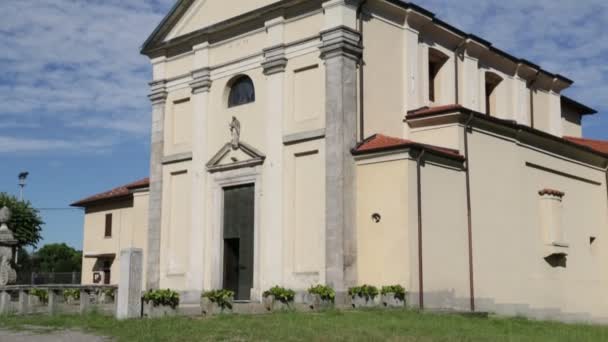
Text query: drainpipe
463 113 475 312
416 149 426 310
454 38 467 105
357 1 367 142
528 71 540 129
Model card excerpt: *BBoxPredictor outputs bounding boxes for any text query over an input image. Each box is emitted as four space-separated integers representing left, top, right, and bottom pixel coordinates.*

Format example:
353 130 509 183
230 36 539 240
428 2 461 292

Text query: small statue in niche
229 116 241 150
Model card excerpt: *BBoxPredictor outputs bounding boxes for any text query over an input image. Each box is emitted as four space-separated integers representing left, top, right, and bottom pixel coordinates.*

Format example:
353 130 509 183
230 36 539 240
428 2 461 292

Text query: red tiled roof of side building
71 178 150 207
564 136 608 155
406 104 465 119
353 134 464 160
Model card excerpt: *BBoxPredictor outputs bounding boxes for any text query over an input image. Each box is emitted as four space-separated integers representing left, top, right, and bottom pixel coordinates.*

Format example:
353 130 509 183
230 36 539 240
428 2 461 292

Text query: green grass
2 309 608 341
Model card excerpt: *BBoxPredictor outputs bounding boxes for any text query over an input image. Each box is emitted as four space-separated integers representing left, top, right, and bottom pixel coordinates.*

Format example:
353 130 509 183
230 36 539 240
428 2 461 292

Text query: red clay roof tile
353 134 464 160
71 178 149 207
538 188 565 198
564 136 608 155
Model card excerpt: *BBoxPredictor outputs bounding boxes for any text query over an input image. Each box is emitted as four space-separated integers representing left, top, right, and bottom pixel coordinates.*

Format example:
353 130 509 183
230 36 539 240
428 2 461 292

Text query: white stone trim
207 166 263 301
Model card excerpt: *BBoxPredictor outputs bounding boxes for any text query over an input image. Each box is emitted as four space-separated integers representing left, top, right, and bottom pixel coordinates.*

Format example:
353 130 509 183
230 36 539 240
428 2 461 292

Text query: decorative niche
538 188 568 267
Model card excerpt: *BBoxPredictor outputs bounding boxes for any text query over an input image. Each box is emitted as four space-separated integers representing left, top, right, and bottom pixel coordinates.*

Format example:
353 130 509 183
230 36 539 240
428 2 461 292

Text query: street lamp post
16 171 29 264
18 172 29 201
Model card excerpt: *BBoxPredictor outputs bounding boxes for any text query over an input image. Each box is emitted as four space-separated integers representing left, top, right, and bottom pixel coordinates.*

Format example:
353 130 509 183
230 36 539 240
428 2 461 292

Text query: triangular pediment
165 0 281 42
206 141 265 173
142 0 281 53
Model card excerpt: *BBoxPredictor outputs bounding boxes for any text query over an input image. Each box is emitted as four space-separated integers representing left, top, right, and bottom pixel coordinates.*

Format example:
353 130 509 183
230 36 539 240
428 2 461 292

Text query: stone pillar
79 290 91 314
0 290 11 314
187 43 212 301
458 46 481 111
146 73 168 290
320 2 362 292
513 69 530 126
260 16 287 291
48 290 59 315
116 248 143 320
18 290 30 314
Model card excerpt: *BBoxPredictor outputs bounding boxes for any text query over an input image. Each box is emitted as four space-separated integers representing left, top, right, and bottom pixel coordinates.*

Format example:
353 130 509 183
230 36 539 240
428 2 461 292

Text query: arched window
228 75 255 108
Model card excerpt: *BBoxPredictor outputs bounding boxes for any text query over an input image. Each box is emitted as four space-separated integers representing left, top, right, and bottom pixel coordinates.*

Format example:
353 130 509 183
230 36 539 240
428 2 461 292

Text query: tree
0 192 44 248
32 243 82 273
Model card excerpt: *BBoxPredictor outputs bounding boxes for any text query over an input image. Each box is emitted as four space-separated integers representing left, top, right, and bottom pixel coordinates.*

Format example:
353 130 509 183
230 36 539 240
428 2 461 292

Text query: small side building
71 178 149 287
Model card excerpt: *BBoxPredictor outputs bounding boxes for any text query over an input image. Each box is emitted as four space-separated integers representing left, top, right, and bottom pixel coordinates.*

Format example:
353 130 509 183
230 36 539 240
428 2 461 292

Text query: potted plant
30 288 48 306
380 285 406 308
201 289 234 315
306 284 335 311
97 288 115 304
348 285 379 308
142 289 180 318
63 289 80 305
262 286 295 311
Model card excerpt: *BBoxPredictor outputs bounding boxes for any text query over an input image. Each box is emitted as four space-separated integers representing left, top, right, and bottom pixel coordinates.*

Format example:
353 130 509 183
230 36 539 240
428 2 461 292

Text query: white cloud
0 0 175 152
0 135 116 154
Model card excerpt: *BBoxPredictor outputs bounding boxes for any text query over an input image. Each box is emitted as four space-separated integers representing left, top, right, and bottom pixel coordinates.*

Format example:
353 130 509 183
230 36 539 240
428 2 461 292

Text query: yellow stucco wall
81 192 149 287
356 155 410 287
468 127 608 317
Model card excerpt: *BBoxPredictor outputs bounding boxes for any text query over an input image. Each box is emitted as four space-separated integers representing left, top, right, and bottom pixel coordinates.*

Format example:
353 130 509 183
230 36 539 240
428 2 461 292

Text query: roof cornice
141 0 317 57
406 105 608 168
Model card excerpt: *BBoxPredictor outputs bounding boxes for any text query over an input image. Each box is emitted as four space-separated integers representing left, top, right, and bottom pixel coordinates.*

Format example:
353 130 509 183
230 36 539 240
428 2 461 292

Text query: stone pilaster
320 25 362 292
146 79 167 290
261 30 287 290
187 60 212 301
259 17 286 293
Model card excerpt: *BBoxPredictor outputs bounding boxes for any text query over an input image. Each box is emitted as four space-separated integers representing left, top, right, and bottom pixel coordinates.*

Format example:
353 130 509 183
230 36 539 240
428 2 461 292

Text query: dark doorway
222 184 255 300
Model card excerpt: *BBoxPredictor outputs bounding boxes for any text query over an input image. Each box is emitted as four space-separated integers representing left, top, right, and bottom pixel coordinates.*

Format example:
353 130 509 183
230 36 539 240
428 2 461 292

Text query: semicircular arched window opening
228 76 255 108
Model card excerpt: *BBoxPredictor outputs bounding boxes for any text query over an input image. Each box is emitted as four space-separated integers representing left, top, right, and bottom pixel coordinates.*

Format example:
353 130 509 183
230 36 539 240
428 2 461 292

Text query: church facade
76 0 608 322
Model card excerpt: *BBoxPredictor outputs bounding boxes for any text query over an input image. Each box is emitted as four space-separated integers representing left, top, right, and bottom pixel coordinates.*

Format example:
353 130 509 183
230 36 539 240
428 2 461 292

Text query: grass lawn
2 309 608 341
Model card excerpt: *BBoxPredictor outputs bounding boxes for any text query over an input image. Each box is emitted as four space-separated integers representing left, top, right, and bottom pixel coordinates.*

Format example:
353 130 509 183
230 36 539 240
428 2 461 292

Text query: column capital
148 80 168 105
190 67 212 94
262 44 288 76
319 26 362 62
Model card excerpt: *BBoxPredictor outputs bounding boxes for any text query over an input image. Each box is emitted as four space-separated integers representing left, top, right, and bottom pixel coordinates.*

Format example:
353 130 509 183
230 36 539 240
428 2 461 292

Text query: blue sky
0 0 606 251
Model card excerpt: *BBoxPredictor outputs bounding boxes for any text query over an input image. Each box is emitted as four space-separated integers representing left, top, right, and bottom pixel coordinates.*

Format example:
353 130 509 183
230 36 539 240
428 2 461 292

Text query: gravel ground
0 328 111 342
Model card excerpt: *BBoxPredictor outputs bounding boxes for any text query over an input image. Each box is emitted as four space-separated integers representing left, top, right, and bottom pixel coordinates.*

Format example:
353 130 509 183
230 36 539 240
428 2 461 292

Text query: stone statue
229 116 241 150
0 206 17 286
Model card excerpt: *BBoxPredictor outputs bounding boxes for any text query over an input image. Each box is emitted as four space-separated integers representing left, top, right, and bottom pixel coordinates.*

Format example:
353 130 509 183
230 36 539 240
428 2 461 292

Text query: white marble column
146 56 168 290
260 17 287 291
186 42 212 301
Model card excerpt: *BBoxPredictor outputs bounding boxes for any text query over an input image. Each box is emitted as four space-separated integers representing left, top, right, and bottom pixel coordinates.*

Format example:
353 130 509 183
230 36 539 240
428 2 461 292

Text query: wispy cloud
0 0 175 153
0 136 116 154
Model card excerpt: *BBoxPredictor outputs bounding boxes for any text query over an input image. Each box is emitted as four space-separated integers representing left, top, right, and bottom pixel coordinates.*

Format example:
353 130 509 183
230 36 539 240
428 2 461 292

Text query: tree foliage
32 243 82 273
0 192 44 248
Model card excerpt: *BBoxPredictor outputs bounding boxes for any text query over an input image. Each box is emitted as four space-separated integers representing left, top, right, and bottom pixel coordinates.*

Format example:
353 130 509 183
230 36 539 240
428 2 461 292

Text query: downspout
528 71 540 129
416 149 426 310
463 113 475 312
357 1 368 142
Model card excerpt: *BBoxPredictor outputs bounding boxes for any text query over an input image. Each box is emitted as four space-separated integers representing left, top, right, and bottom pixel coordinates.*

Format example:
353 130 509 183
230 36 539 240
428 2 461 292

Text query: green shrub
101 288 115 299
202 289 234 309
263 286 295 303
63 289 80 301
308 284 335 302
348 285 379 300
380 285 406 301
142 289 180 309
30 288 48 303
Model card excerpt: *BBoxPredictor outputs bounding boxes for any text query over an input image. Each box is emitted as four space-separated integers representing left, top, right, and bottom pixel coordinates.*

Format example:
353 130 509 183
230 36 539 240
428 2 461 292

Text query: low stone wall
0 285 117 316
